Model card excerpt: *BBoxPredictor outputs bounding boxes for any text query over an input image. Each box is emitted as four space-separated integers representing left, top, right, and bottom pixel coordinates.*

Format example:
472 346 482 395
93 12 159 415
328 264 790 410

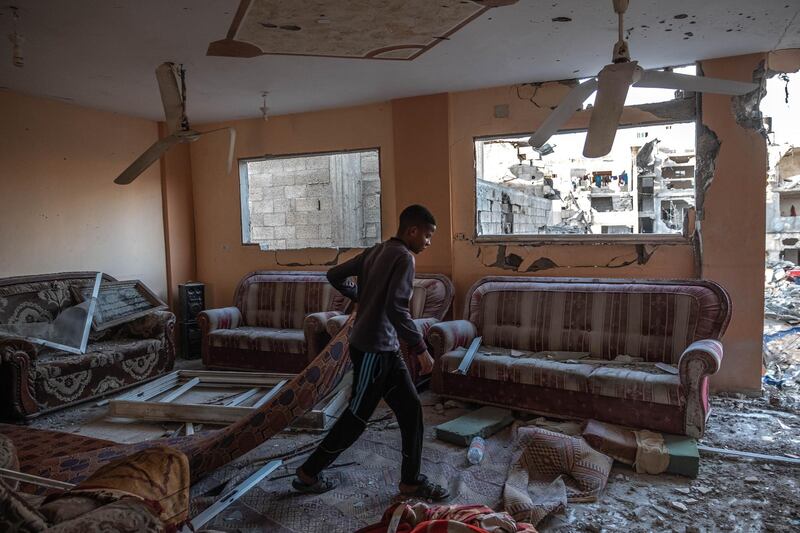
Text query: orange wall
700 53 766 391
159 125 196 308
392 94 453 276
189 102 396 308
0 90 168 298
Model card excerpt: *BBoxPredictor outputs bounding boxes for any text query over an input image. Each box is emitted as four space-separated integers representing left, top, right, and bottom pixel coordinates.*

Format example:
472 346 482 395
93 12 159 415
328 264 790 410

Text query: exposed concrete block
274 226 295 239
284 185 308 199
260 212 285 226
250 226 275 240
295 224 321 239
361 152 380 173
293 168 330 185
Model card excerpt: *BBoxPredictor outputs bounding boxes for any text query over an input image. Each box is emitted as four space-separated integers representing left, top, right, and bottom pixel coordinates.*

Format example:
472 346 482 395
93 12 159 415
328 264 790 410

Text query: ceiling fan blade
529 77 598 149
635 69 758 95
583 61 638 158
194 127 237 173
114 135 180 185
155 62 184 134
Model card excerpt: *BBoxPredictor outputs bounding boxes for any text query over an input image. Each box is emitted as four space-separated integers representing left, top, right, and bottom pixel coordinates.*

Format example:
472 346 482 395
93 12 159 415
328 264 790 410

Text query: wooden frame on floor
107 370 294 424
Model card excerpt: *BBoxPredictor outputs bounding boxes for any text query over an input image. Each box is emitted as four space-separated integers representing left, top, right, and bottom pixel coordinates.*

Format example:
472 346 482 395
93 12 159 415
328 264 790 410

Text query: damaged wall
699 53 768 391
189 53 768 391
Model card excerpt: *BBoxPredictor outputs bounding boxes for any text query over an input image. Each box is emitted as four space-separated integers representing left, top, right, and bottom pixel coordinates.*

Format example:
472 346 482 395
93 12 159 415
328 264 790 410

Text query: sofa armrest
304 311 344 360
679 339 723 378
197 307 242 333
427 320 477 359
325 314 350 338
679 339 724 438
0 336 39 419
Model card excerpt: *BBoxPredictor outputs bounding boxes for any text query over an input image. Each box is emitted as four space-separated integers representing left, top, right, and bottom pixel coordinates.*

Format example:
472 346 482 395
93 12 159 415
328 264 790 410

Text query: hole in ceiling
674 13 688 19
280 25 301 31
552 16 571 22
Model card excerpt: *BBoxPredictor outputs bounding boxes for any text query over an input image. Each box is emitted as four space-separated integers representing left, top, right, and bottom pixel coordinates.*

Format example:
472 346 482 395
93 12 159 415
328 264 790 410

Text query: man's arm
386 254 427 355
326 252 363 302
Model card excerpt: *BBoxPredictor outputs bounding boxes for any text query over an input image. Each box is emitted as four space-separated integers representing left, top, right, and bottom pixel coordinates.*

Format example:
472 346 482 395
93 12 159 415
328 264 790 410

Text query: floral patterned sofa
199 271 352 373
429 277 731 438
0 272 175 421
316 273 455 383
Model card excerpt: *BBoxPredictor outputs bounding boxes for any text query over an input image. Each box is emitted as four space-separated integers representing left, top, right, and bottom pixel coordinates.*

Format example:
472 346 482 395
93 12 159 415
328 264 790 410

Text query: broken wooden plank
453 336 483 375
108 400 253 424
698 444 800 465
183 460 282 532
252 380 287 408
0 467 75 491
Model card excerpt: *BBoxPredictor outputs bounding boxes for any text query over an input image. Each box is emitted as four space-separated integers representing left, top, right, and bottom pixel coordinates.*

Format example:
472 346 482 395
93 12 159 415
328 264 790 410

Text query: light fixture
259 91 270 121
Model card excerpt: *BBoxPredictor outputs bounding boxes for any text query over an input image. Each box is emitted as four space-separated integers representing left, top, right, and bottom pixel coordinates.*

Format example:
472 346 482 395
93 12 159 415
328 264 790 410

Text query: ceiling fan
114 62 236 185
529 0 758 159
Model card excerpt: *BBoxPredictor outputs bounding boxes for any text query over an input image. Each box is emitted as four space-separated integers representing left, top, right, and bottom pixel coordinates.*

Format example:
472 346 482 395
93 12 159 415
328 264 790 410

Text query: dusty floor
26 359 800 533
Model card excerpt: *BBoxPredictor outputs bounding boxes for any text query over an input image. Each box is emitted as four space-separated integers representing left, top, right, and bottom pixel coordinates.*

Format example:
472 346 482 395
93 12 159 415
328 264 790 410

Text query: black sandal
292 473 339 494
399 475 450 501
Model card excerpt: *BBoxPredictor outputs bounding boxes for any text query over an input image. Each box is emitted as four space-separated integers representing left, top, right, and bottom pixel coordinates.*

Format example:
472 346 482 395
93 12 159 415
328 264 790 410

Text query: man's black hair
398 204 436 232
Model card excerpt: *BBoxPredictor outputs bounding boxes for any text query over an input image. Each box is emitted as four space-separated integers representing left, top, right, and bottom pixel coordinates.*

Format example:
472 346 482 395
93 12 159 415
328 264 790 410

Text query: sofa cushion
235 273 349 329
440 348 682 405
208 327 306 354
587 366 682 406
468 280 729 364
0 279 75 325
440 348 595 393
410 275 453 320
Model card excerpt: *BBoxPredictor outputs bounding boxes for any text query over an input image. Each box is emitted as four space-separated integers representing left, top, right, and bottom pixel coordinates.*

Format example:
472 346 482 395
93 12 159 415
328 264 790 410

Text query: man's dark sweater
327 237 427 355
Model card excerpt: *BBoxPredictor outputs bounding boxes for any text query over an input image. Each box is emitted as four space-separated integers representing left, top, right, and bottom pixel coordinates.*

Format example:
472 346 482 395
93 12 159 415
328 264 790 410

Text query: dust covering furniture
430 277 731 437
199 271 351 373
0 272 176 420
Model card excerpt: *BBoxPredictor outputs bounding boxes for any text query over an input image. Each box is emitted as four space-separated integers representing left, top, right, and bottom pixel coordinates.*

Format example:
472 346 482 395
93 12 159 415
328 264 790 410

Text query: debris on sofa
503 426 613 527
435 406 514 446
581 419 699 477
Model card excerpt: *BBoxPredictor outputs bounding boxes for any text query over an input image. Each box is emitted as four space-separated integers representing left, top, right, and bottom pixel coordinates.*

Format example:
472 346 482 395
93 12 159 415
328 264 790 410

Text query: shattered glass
0 273 101 354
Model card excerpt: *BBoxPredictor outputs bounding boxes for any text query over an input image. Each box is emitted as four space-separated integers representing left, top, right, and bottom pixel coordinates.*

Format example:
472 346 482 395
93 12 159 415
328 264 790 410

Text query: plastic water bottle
467 436 485 465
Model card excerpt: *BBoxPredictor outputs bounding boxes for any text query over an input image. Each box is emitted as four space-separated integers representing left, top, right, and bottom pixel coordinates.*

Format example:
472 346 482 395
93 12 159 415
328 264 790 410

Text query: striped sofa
429 277 731 437
199 271 351 373
315 273 455 383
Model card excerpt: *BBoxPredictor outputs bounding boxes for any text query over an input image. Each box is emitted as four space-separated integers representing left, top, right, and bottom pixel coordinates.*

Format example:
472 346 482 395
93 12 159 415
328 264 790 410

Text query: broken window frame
472 111 699 246
238 147 383 251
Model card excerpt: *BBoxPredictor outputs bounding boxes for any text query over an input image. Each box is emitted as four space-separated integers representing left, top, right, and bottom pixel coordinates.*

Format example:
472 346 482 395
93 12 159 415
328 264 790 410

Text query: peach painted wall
699 53 766 391
189 102 396 308
0 90 168 298
392 94 453 277
159 125 196 309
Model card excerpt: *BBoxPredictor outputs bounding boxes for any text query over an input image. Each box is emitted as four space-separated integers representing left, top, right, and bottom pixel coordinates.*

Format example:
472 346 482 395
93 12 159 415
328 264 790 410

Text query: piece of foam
663 434 700 478
434 406 514 446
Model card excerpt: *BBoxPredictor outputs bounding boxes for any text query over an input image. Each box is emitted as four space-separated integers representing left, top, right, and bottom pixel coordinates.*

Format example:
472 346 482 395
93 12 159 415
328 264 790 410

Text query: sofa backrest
234 271 350 329
410 274 455 320
465 277 731 364
0 272 117 325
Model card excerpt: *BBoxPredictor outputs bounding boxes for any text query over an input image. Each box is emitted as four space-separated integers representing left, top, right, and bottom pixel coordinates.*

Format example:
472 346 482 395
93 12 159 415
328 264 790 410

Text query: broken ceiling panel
208 0 502 60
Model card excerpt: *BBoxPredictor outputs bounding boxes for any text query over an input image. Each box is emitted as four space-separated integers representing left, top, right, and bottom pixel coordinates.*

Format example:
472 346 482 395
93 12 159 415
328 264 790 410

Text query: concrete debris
670 500 689 512
763 260 800 324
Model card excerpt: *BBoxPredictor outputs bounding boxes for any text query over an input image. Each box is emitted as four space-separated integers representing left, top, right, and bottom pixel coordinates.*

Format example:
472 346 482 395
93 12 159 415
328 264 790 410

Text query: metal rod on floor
183 460 282 532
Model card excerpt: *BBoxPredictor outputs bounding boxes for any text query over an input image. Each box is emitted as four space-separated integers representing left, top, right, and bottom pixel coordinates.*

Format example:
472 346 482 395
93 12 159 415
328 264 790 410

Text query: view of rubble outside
240 150 382 250
476 66 698 237
475 121 696 236
763 70 800 397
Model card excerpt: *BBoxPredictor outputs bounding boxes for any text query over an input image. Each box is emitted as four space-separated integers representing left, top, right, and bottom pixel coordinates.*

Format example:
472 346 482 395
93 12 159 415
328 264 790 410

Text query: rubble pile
763 260 800 395
764 260 800 324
